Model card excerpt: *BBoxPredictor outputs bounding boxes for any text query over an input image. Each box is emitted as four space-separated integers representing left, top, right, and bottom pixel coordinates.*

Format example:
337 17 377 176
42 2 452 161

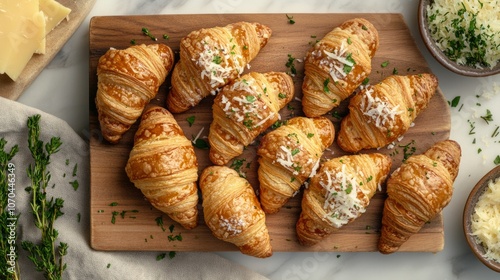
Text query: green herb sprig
21 114 68 280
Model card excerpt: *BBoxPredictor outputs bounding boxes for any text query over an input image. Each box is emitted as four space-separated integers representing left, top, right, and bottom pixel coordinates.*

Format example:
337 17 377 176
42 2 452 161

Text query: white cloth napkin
0 97 268 280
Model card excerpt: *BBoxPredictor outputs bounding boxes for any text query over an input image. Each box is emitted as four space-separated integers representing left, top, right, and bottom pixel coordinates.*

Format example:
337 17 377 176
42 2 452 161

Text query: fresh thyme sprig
0 138 20 280
21 114 68 280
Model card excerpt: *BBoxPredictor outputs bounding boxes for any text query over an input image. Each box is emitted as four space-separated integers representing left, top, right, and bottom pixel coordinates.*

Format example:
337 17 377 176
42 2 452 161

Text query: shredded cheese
313 41 354 83
360 86 402 129
196 36 244 94
426 0 500 69
320 164 365 228
471 177 500 262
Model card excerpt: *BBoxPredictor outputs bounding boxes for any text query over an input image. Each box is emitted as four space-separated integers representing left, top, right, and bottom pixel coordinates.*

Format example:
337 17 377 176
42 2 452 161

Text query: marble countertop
16 0 500 279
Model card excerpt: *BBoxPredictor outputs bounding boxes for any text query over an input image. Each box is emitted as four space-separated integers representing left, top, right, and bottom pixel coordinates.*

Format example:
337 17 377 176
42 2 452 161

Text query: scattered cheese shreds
471 177 500 262
426 0 500 69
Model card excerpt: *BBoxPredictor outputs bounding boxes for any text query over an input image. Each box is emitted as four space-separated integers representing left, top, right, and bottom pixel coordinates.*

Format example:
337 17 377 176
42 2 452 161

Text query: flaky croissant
296 153 392 246
208 71 294 165
125 106 199 229
337 73 438 153
257 116 335 214
302 18 379 118
166 22 272 113
378 140 461 254
200 166 272 258
95 44 174 143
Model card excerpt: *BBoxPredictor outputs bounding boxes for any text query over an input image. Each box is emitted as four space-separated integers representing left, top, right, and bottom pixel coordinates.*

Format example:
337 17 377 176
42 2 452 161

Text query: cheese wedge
36 0 72 54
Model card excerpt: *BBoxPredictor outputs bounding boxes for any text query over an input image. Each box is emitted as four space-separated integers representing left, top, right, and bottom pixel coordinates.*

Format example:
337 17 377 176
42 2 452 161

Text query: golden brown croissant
166 22 272 113
301 18 379 117
257 116 335 214
208 71 294 165
337 73 438 153
200 166 272 258
125 106 199 229
296 153 391 246
95 44 174 143
378 140 461 254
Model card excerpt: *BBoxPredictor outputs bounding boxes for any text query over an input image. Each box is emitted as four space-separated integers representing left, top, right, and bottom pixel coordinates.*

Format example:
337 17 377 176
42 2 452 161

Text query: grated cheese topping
360 86 402 129
219 216 246 237
320 164 366 228
195 36 245 94
313 41 355 83
471 177 500 262
426 0 500 69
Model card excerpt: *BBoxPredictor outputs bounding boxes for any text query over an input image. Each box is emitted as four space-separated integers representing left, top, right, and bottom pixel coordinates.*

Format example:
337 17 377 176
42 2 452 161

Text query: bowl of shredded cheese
463 165 500 272
418 0 500 77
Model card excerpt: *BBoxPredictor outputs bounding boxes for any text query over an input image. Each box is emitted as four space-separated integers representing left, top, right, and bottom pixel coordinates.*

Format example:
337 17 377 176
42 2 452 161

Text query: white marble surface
17 0 500 279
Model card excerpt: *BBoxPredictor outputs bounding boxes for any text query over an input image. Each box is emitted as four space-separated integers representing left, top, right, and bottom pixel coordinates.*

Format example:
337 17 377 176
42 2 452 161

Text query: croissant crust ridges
257 116 335 214
125 106 199 230
378 140 461 254
96 44 174 144
301 18 379 118
208 71 294 166
337 73 438 153
166 22 272 113
200 166 272 258
296 153 392 246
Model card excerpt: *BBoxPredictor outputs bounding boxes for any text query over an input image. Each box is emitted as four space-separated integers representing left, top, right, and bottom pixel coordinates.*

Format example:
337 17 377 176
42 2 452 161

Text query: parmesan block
0 0 45 81
36 0 72 54
471 177 500 262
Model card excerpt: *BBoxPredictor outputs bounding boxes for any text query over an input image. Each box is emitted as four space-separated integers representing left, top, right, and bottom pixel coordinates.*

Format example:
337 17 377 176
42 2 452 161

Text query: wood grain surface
89 13 451 253
0 0 96 100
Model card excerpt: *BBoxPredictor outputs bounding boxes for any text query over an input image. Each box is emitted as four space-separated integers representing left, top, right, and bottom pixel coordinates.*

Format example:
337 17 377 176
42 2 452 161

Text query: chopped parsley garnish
323 78 330 93
246 95 256 103
480 109 493 124
381 61 389 68
285 54 297 76
449 96 461 107
212 55 222 64
186 116 195 127
343 53 355 74
286 14 295 24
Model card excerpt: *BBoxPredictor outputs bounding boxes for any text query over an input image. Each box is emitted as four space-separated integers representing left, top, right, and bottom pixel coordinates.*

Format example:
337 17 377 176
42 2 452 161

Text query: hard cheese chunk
36 0 72 54
0 0 71 81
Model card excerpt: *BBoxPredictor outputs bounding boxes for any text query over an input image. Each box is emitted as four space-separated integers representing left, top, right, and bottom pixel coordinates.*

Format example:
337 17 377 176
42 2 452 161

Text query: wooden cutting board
89 13 451 253
0 0 96 100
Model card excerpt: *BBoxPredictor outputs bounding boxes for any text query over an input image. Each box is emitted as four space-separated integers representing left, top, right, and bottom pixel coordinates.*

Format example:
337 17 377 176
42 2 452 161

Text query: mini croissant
200 166 272 258
125 106 199 229
378 140 461 254
167 21 272 113
296 153 391 246
302 18 379 117
95 44 174 143
208 71 294 165
257 116 335 214
337 73 438 153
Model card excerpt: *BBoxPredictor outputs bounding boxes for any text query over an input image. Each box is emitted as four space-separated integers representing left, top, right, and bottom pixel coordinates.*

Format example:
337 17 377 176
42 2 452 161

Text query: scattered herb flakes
286 14 295 24
142 27 157 41
381 61 389 68
107 263 111 269
192 138 210 150
362 77 370 85
77 213 81 223
168 233 183 242
285 54 297 76
130 39 136 45
392 67 398 75
111 211 119 224
169 251 177 259
230 158 248 178
169 224 175 233
69 180 79 191
480 109 493 124
109 202 118 206
449 96 461 107
495 155 500 165
156 216 167 232
163 34 170 40
399 140 416 162
186 115 195 127
156 253 167 261
72 163 78 176
65 158 70 165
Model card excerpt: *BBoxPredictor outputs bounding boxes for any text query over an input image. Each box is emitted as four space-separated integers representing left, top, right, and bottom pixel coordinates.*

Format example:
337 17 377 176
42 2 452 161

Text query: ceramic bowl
463 165 500 273
418 0 500 77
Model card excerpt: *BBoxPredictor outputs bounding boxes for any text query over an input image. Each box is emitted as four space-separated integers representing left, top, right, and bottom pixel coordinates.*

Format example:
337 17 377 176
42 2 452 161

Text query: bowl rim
463 165 500 273
418 0 500 77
